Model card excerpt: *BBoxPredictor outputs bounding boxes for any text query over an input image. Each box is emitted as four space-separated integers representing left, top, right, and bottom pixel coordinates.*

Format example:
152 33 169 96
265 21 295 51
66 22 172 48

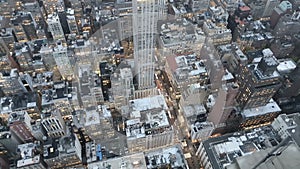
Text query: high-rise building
132 0 165 98
11 12 38 42
47 13 65 41
52 43 73 80
263 0 280 17
236 49 282 110
116 0 133 41
274 11 300 38
66 8 79 35
111 67 134 108
270 1 293 28
41 112 66 138
76 64 103 108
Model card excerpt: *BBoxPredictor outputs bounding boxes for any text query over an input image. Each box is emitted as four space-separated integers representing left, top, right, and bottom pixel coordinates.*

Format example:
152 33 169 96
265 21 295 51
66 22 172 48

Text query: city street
155 68 201 169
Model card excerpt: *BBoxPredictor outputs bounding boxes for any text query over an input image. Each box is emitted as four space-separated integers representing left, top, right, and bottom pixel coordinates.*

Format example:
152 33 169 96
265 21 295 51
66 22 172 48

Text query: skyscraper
52 42 73 80
236 49 282 110
132 0 165 98
47 13 65 41
263 0 280 17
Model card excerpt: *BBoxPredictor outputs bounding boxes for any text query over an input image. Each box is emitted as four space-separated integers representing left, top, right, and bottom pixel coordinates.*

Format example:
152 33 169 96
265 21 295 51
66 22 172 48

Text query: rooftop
248 63 281 81
88 153 147 169
222 69 234 81
202 125 282 169
126 108 171 139
142 109 169 129
182 104 207 118
43 134 80 159
84 109 101 126
166 54 208 84
242 99 281 118
41 81 71 105
203 20 231 35
145 145 188 169
47 13 60 23
192 121 214 133
8 111 30 124
277 59 297 74
278 1 293 11
120 68 133 79
0 92 38 113
43 138 59 159
206 94 216 109
272 113 300 146
126 95 171 138
239 5 251 11
130 95 168 112
126 118 145 139
9 119 34 140
32 71 53 88
100 28 122 53
158 18 199 47
17 142 42 168
227 141 300 169
277 113 300 128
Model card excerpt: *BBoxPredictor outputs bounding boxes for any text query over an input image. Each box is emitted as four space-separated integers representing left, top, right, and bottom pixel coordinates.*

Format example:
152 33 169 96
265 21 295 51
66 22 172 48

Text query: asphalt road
155 68 201 169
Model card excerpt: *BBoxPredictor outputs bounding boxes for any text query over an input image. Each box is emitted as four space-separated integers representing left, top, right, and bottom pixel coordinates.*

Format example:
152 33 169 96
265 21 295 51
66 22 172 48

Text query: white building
88 153 147 169
41 113 66 138
158 18 205 55
272 113 300 139
191 121 214 141
66 8 78 35
132 0 165 97
17 142 46 169
47 13 65 41
125 95 174 153
52 43 73 79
